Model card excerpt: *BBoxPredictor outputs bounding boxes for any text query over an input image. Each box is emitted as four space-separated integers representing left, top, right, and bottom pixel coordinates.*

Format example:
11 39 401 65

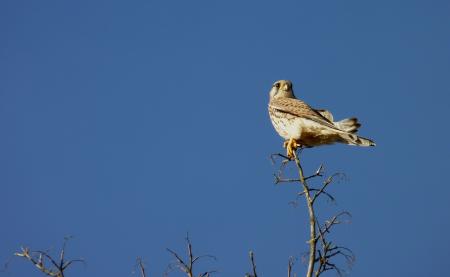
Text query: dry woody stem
273 149 355 277
14 237 83 277
166 235 217 277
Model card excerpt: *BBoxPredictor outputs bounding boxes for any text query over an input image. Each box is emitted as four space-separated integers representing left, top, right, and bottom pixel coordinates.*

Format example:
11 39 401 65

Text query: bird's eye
275 83 280 89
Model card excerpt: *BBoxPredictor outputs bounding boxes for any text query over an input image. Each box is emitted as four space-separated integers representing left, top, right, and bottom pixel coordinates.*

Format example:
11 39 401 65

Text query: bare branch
245 251 258 277
275 175 301 184
167 248 189 274
319 212 352 238
34 251 60 269
311 173 345 203
135 257 147 277
305 164 324 181
192 255 217 264
272 147 355 277
270 153 292 164
287 256 295 277
292 150 317 277
299 189 335 203
14 238 83 277
166 236 216 277
61 259 84 271
198 270 218 277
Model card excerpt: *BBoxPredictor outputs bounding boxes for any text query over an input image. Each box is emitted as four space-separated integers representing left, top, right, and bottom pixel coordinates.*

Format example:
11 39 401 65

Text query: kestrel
268 80 375 158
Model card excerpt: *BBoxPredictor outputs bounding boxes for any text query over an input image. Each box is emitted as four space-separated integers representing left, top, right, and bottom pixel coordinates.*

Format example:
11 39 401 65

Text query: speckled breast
268 106 302 140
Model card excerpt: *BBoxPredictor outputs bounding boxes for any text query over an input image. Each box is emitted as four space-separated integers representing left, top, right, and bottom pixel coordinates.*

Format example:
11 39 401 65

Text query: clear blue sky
1 1 449 276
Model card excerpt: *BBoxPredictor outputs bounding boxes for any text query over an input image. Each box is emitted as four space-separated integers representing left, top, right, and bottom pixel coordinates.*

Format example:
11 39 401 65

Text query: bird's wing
315 109 334 122
269 98 341 131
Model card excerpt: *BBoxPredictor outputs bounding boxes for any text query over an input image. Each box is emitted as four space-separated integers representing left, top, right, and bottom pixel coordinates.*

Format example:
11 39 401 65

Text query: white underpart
271 113 301 140
284 118 303 140
273 115 339 141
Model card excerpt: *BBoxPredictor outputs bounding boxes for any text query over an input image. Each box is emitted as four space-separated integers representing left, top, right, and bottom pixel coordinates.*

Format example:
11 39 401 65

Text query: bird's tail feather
341 133 376 147
335 118 361 133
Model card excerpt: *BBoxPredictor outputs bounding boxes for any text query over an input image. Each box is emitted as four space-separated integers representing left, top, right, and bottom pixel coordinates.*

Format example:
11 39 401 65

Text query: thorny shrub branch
14 237 84 277
271 149 355 277
12 148 354 277
166 235 217 277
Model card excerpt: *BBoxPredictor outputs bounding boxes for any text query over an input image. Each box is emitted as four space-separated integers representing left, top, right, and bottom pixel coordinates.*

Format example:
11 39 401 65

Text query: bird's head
269 80 295 99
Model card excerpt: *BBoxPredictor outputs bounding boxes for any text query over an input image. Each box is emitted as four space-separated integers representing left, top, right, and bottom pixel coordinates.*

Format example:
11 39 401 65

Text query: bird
268 80 375 159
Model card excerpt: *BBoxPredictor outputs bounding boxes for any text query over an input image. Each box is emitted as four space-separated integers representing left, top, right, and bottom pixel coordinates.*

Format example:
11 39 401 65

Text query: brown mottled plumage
268 80 375 157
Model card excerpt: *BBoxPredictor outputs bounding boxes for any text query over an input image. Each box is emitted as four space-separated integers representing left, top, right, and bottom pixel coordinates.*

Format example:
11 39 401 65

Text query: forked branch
166 235 216 277
272 149 354 277
14 237 84 277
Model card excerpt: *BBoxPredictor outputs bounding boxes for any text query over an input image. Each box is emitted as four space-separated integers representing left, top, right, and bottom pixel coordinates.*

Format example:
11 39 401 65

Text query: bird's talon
284 138 299 159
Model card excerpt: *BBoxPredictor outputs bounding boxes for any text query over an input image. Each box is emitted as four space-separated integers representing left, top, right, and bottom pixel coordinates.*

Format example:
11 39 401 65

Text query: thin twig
287 256 295 277
275 176 301 184
245 251 258 277
312 173 342 203
298 189 335 203
136 257 147 277
318 212 352 239
305 164 324 181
